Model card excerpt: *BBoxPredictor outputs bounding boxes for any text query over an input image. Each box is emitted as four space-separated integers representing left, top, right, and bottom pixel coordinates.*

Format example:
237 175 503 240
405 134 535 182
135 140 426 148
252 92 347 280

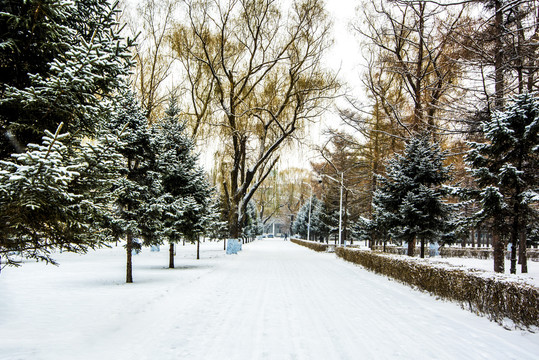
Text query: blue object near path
429 242 440 257
226 239 242 254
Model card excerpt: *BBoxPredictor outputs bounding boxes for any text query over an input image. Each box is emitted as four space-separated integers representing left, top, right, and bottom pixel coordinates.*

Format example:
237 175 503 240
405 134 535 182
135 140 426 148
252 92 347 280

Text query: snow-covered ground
427 256 539 288
1 239 538 360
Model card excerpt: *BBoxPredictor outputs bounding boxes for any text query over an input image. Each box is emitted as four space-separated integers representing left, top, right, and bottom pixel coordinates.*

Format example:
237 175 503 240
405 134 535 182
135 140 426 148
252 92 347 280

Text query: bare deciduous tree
355 0 465 136
171 0 339 237
125 0 176 122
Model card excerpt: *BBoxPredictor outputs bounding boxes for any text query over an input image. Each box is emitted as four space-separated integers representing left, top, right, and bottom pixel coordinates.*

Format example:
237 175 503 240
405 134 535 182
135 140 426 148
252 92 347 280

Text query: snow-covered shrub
291 239 329 252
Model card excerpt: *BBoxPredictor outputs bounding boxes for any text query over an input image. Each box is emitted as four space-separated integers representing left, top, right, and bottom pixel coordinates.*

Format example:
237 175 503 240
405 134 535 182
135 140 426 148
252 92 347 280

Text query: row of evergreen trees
0 0 220 282
292 93 539 274
291 196 331 242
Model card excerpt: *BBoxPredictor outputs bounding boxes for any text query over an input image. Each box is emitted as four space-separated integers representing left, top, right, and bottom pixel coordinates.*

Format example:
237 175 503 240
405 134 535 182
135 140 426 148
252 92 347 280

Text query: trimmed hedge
336 247 539 330
291 238 329 252
371 245 421 256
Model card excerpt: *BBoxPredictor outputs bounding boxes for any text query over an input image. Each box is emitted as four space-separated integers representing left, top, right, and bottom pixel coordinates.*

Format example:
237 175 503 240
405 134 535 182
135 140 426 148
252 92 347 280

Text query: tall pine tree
107 91 159 283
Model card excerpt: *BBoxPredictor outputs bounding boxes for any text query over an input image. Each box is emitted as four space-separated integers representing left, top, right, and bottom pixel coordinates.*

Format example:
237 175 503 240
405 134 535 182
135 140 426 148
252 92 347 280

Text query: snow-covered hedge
439 247 539 261
336 247 539 330
439 247 493 259
371 245 539 261
291 238 329 252
371 245 419 256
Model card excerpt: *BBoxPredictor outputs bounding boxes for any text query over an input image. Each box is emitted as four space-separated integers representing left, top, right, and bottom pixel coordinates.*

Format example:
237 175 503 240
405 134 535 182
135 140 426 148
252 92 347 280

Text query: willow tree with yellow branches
171 0 339 237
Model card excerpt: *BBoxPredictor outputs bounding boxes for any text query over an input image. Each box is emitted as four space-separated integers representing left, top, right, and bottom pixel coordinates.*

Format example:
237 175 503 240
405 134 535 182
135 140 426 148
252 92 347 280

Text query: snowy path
1 239 539 359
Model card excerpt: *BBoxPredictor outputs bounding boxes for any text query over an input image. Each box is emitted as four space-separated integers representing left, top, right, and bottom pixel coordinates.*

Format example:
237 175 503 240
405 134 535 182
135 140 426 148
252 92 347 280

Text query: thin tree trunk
494 0 504 109
420 238 425 258
197 237 200 260
169 242 174 269
413 2 425 131
510 200 521 274
492 230 504 273
126 233 133 283
519 228 528 273
407 237 416 257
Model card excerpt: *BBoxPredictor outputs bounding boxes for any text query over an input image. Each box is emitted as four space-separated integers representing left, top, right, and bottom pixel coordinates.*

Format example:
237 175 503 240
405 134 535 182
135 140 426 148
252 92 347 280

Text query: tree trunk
510 204 520 274
169 242 174 269
126 233 133 283
344 190 350 245
196 237 200 260
407 237 416 257
519 228 528 273
492 231 505 273
420 238 425 258
494 0 504 109
229 205 241 239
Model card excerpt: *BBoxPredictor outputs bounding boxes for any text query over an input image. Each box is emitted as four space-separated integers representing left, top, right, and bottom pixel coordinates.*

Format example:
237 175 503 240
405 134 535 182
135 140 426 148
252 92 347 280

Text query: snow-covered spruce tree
203 196 229 241
467 93 539 274
293 196 330 242
0 125 82 266
372 136 453 258
153 96 213 267
107 91 162 283
243 201 262 242
0 122 125 269
196 194 227 258
292 199 310 239
0 0 133 268
0 0 134 158
352 217 378 249
313 197 332 242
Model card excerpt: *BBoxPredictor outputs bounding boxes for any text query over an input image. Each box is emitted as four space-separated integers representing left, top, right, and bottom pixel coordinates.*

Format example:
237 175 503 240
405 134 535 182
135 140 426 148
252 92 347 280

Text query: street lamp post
302 182 313 242
319 172 345 248
338 172 344 247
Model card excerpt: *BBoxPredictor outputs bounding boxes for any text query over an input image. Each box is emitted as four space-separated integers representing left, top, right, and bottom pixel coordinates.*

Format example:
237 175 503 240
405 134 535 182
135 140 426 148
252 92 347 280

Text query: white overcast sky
286 0 366 170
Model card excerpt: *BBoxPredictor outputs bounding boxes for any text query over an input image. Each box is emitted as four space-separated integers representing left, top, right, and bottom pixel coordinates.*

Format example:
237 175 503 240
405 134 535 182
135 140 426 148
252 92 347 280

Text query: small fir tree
243 201 262 242
372 136 453 257
107 91 160 283
153 96 213 267
292 199 310 239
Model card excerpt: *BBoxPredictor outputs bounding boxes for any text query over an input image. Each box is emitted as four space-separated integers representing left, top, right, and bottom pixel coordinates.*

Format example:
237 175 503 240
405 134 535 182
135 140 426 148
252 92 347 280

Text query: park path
86 239 539 360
